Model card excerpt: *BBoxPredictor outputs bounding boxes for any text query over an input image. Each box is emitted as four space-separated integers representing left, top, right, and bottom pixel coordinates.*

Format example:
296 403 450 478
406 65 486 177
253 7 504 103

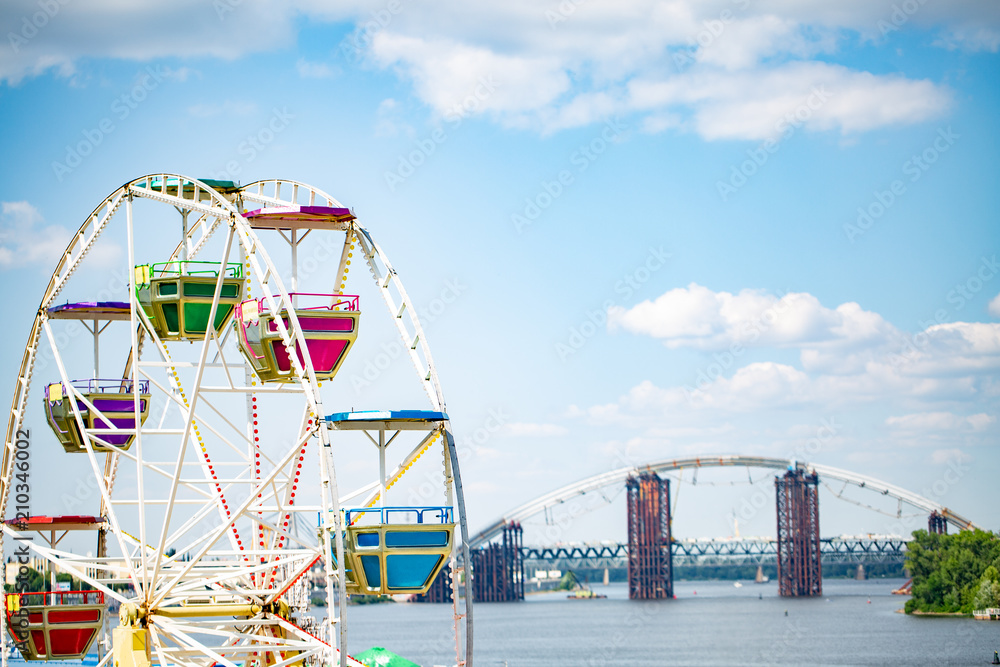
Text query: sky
0 0 998 548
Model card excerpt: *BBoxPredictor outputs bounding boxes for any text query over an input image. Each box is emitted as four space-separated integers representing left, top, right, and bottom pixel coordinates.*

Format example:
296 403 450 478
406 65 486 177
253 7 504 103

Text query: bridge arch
469 455 976 547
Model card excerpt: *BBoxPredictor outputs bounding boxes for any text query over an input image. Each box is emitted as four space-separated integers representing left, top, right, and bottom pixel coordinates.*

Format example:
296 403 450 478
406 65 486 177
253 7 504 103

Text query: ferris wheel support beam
444 427 473 666
126 193 154 599
149 224 240 597
319 439 349 667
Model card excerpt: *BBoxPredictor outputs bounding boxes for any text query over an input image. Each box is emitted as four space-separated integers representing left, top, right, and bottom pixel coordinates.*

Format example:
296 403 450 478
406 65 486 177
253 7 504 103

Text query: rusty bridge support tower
775 469 822 597
626 471 673 599
928 510 948 535
471 521 524 602
414 564 453 603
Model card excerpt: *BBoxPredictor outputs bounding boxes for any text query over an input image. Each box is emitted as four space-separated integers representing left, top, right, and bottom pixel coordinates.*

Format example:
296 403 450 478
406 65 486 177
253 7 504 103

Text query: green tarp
352 646 421 667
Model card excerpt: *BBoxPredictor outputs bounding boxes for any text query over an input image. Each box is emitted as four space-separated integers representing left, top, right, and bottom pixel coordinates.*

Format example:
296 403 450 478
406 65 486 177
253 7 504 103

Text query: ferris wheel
0 175 475 667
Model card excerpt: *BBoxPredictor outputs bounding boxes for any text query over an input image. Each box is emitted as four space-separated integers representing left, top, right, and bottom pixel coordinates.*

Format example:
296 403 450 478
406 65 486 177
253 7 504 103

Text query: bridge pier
413 564 453 603
471 521 524 602
775 469 822 597
928 510 948 534
626 471 673 599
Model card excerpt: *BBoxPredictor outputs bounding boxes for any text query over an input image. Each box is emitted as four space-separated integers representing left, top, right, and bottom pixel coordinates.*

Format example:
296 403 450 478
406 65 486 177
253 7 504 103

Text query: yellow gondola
44 379 150 453
340 507 454 596
135 260 243 340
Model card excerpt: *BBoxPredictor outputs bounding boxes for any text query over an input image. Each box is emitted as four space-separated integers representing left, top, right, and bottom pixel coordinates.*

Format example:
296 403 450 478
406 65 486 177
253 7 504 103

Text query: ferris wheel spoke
166 212 222 265
181 397 254 458
151 429 318 608
125 192 154 598
150 619 240 667
162 551 317 604
146 625 178 667
40 318 145 594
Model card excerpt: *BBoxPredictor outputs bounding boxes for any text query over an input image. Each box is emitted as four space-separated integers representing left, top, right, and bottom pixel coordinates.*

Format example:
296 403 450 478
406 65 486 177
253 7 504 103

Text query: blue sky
1 0 998 545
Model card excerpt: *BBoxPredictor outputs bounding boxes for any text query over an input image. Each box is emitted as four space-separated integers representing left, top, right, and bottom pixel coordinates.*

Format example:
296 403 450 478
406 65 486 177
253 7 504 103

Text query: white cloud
0 202 70 269
371 33 568 119
609 283 894 351
931 448 972 465
886 412 995 432
187 100 257 118
501 422 569 437
627 63 949 140
4 0 988 138
933 25 1000 53
989 293 1000 317
0 0 295 85
373 98 414 137
587 300 1000 422
295 58 339 79
0 201 119 271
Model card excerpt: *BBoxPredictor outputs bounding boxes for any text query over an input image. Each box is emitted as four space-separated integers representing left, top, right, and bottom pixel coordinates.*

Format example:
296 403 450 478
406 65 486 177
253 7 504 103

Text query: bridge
453 455 977 602
521 535 908 569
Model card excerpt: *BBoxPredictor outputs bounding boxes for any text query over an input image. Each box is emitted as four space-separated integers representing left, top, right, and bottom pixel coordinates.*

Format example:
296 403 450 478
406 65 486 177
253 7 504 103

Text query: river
343 578 1000 666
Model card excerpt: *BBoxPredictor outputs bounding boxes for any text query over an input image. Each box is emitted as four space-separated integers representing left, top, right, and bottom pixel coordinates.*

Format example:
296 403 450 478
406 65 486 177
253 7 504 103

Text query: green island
904 528 1000 615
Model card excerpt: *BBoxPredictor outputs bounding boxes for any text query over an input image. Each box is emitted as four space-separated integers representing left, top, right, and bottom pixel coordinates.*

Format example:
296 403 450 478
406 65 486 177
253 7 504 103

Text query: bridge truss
521 536 908 570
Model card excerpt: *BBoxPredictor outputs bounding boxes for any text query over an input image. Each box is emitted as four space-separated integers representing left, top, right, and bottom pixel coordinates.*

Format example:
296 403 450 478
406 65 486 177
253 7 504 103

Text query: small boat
733 581 743 588
567 588 607 600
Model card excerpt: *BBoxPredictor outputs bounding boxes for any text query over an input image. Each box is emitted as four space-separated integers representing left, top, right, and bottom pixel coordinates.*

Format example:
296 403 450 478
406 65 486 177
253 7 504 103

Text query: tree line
905 528 1000 614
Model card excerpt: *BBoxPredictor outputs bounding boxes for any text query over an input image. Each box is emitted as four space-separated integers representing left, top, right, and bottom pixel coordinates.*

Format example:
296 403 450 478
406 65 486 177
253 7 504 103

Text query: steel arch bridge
469 455 977 548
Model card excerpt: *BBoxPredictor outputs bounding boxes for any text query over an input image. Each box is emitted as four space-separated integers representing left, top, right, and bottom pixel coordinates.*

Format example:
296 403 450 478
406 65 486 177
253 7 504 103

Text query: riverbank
897 609 970 617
